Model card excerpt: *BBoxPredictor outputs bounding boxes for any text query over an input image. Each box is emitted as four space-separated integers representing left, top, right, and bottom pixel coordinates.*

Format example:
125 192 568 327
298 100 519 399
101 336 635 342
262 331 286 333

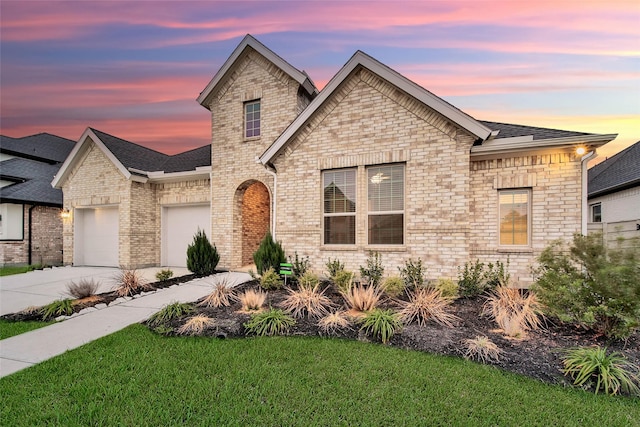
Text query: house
1 133 75 266
587 141 640 247
53 34 617 285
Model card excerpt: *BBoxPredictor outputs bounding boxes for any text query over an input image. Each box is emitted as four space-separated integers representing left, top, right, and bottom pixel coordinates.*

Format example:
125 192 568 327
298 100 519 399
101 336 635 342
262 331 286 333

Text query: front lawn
0 265 40 277
0 319 53 340
1 325 637 426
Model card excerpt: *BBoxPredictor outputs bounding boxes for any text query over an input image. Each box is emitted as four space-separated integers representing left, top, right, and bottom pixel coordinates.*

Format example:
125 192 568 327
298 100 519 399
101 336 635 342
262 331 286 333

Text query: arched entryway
236 180 271 267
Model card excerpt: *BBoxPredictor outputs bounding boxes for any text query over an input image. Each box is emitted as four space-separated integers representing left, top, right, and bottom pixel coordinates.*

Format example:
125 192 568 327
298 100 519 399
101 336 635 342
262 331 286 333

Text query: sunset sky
1 0 638 165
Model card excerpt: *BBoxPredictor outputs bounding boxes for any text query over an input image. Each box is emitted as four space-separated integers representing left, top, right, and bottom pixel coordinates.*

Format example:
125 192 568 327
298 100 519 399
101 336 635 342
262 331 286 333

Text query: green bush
485 260 510 289
333 269 354 293
382 276 405 298
360 251 384 286
155 269 173 282
326 257 345 279
148 302 194 327
532 234 640 339
359 309 403 344
561 346 639 396
244 308 296 336
186 229 219 276
398 258 425 288
253 231 286 275
433 278 459 300
298 271 320 289
41 299 74 320
457 259 508 298
260 267 283 290
290 252 310 281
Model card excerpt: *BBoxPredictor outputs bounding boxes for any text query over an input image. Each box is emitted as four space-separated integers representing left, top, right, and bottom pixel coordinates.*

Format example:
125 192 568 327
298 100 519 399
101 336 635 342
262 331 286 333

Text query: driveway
0 266 189 316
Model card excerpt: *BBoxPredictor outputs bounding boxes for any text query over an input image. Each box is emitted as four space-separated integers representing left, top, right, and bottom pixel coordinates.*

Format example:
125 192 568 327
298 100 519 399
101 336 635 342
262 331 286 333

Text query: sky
1 0 638 166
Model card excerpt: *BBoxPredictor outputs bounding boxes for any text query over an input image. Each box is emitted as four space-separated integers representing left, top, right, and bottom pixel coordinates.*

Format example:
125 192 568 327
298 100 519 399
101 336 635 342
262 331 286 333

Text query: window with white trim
367 164 404 245
244 100 260 138
323 169 356 244
499 189 530 246
590 203 602 223
0 203 24 240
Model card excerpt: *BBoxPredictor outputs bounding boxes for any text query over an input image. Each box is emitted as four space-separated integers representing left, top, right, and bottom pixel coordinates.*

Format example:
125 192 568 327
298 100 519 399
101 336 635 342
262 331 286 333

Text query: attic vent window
244 100 261 139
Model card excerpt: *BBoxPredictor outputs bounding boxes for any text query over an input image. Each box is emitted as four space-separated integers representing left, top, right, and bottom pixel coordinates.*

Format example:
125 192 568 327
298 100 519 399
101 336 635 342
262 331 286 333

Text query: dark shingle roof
161 145 211 173
0 133 75 163
0 158 64 205
480 121 591 141
588 141 640 198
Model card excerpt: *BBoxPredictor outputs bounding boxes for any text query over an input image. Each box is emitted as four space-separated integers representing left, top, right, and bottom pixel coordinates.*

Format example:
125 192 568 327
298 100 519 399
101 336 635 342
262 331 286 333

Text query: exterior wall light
576 146 586 156
61 208 71 219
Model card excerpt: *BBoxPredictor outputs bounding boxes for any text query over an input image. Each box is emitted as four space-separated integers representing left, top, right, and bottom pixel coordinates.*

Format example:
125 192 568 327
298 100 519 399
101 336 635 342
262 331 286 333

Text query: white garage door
74 207 119 267
162 204 210 267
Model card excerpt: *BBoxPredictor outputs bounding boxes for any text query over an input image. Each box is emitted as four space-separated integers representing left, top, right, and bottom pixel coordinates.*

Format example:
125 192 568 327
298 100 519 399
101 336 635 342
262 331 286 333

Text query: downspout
28 205 35 265
581 151 597 235
262 162 278 241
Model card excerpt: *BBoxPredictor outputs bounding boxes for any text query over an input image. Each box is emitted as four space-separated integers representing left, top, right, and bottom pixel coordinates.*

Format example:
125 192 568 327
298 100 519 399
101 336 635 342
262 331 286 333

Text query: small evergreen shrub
382 276 405 298
359 309 403 344
433 278 459 300
485 260 510 289
333 270 354 293
65 279 99 299
360 251 384 286
41 299 74 320
457 260 486 298
398 258 426 288
290 252 310 281
186 229 219 276
253 231 286 275
260 267 283 290
155 269 174 282
297 271 320 289
326 257 345 279
244 308 296 336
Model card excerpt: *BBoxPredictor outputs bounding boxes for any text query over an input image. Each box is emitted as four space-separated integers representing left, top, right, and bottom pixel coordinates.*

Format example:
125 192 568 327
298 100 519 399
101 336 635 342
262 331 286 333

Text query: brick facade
241 181 270 265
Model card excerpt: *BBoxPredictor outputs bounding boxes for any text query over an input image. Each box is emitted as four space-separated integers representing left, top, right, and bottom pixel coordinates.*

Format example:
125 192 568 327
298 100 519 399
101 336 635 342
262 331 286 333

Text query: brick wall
241 181 270 265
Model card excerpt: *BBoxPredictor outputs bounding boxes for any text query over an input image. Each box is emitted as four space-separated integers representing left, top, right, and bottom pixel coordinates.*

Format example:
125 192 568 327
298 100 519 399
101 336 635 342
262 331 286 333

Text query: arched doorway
237 180 271 266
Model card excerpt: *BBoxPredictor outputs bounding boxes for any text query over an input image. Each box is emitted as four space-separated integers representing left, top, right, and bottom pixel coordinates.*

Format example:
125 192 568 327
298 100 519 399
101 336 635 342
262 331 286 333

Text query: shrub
253 231 286 275
485 260 510 289
359 309 403 344
297 271 320 289
177 315 216 336
239 289 266 312
333 269 354 293
148 302 193 327
244 308 296 336
398 258 425 288
199 282 235 308
483 286 543 338
41 299 74 320
433 278 459 300
382 276 405 298
561 347 639 396
113 269 152 297
532 233 640 339
186 229 219 276
281 283 333 319
360 251 384 286
342 283 382 314
463 336 502 363
290 252 310 281
65 279 99 299
326 257 345 279
398 288 458 327
457 260 485 298
155 269 174 282
260 267 283 290
318 311 352 335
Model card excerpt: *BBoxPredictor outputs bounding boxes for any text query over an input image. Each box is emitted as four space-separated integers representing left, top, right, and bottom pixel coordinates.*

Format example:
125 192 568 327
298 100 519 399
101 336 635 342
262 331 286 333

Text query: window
591 203 602 223
499 189 530 246
323 169 356 244
0 203 24 240
244 100 260 138
368 164 404 245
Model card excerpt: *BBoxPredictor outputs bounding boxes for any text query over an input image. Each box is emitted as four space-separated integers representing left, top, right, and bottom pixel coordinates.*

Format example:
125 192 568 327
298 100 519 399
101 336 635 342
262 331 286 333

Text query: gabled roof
588 140 640 198
0 133 75 164
259 50 494 165
480 121 592 141
0 157 64 206
52 128 211 188
197 34 318 109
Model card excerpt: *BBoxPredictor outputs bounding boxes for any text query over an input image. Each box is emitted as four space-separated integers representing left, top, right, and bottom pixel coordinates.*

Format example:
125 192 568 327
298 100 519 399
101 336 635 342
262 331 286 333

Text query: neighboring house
587 141 640 247
53 35 617 285
0 133 75 266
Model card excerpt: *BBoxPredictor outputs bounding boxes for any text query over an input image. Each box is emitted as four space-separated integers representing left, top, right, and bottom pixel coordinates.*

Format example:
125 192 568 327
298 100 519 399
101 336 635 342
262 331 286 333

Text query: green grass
0 319 53 340
0 264 40 277
1 325 638 426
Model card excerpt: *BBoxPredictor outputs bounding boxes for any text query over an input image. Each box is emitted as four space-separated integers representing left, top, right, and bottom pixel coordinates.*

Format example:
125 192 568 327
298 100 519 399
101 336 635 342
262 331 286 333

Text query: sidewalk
0 271 251 378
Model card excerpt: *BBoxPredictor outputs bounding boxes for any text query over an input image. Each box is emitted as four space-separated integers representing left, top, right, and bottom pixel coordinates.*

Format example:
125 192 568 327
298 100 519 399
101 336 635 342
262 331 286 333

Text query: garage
162 204 210 267
74 206 119 267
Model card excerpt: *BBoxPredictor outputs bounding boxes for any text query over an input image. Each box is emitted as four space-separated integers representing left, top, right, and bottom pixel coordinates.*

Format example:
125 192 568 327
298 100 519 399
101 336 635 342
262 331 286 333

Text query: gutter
28 205 35 265
581 151 597 235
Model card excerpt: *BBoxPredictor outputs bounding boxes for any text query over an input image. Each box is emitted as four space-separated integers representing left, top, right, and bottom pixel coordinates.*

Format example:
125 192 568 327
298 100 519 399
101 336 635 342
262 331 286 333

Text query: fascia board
146 169 211 183
471 134 618 156
51 128 131 188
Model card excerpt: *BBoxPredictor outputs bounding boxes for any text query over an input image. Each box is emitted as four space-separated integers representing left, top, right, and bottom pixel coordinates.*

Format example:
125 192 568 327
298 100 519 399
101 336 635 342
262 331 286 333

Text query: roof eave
145 167 212 183
588 177 640 199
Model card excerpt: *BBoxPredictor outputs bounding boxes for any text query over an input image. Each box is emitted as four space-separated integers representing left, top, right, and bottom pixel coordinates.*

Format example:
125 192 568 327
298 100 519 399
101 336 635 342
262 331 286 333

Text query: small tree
253 231 286 275
186 229 219 276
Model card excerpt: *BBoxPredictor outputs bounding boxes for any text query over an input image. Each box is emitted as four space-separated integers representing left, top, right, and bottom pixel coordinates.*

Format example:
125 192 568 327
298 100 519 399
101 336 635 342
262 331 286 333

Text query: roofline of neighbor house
259 51 494 165
0 197 62 208
197 34 318 109
588 177 640 199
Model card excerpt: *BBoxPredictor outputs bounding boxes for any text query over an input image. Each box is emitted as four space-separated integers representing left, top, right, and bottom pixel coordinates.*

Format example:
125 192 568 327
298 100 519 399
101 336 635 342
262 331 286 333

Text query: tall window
368 164 404 245
244 100 260 138
323 169 356 244
499 189 530 246
591 203 602 223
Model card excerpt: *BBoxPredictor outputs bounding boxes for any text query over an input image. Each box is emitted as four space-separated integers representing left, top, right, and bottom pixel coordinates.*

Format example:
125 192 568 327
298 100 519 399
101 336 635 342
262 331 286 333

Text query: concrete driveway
0 266 189 316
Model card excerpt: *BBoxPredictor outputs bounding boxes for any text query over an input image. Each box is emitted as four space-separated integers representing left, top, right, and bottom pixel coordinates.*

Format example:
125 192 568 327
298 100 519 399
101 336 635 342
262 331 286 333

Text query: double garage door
74 204 210 268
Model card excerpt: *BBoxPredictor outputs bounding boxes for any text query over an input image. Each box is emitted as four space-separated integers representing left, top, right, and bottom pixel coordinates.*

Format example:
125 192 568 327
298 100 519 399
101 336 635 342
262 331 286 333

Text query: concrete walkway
0 270 251 378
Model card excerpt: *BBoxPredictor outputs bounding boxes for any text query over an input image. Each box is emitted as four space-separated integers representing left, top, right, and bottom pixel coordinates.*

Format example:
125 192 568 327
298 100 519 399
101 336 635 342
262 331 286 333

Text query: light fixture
576 146 586 156
61 208 71 219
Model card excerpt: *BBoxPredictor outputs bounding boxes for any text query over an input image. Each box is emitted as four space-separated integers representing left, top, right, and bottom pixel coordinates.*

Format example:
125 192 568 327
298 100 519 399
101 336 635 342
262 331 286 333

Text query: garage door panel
162 205 210 267
75 207 119 267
